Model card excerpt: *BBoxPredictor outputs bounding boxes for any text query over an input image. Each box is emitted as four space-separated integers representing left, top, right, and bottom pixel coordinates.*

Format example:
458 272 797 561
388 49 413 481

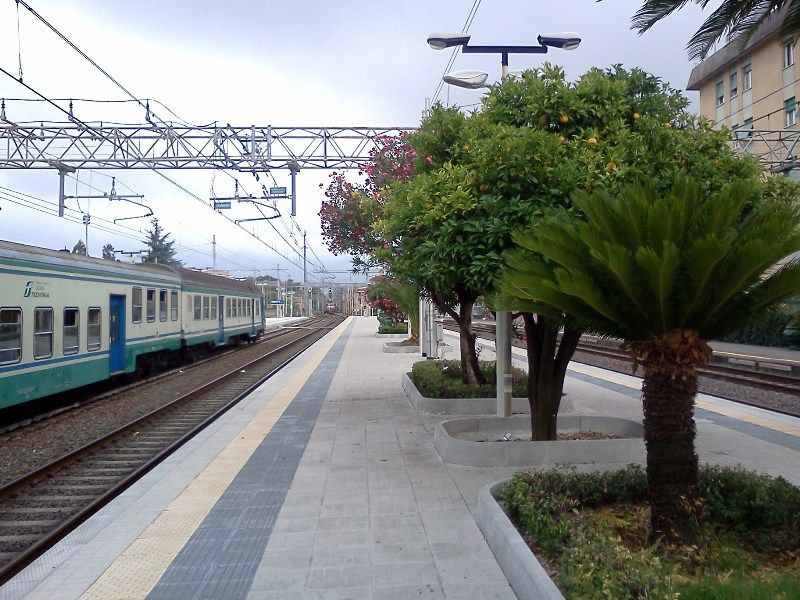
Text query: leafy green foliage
410 359 528 399
502 177 800 341
720 307 794 347
500 465 800 599
367 276 420 339
377 323 408 334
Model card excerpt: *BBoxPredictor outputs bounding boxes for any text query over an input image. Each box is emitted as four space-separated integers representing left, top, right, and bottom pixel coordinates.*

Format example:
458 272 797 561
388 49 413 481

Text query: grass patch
410 359 528 398
378 323 408 334
499 465 800 599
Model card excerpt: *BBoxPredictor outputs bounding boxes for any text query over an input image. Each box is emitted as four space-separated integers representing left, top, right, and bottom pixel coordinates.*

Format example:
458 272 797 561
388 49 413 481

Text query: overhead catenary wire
430 0 483 105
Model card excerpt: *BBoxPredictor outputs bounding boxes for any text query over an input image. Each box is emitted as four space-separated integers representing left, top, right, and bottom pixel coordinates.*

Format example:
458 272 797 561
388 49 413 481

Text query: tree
367 276 421 342
501 177 800 542
72 240 87 256
101 243 116 261
141 218 181 266
623 1 800 60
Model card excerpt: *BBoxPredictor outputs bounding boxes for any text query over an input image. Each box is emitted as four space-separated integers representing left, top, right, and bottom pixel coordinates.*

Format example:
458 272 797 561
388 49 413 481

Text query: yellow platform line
566 362 800 439
80 318 351 600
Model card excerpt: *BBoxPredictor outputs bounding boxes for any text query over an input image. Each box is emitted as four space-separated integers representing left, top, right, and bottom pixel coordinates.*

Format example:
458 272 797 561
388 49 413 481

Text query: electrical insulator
82 214 91 225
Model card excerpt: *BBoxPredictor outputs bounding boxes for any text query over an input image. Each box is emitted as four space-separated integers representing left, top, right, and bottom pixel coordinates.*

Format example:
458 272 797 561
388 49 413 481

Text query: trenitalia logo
23 281 50 298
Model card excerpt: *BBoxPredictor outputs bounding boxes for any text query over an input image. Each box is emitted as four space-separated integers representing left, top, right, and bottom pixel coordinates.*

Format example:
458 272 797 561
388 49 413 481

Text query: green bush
499 465 800 599
718 308 793 347
378 323 408 334
410 359 528 398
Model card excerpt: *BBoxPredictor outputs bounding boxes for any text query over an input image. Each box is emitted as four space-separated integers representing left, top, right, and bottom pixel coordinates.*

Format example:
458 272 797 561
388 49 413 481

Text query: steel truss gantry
0 122 416 171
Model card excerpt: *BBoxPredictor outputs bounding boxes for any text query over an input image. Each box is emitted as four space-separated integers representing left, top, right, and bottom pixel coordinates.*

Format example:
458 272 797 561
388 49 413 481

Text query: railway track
0 318 311 436
444 322 800 411
0 314 343 585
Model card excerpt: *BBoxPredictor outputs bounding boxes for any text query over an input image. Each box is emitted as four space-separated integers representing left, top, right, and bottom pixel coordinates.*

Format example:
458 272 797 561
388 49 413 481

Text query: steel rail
0 315 342 585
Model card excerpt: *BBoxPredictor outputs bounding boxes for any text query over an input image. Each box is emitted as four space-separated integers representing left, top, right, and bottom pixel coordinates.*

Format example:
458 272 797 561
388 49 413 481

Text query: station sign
269 186 287 195
270 299 285 305
214 201 231 210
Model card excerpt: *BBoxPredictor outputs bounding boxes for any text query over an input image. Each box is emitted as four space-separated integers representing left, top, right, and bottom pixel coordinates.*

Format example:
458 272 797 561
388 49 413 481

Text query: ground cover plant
499 465 800 599
410 359 528 399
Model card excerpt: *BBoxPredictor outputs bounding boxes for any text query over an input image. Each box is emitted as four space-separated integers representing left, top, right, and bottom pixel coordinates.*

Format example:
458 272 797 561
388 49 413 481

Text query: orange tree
382 64 790 430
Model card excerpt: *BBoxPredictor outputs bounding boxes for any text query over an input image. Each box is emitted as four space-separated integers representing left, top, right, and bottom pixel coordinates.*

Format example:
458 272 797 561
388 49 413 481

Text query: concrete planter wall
383 341 418 353
435 415 644 467
402 372 574 416
476 480 565 600
376 332 409 339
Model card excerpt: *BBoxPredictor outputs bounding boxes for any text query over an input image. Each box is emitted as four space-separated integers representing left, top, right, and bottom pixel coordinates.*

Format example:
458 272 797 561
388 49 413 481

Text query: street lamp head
442 70 489 89
427 31 471 50
537 32 581 50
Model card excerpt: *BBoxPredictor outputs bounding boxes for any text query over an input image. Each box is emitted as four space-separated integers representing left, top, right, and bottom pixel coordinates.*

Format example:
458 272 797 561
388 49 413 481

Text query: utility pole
212 235 216 269
274 264 288 318
83 213 90 253
302 230 308 317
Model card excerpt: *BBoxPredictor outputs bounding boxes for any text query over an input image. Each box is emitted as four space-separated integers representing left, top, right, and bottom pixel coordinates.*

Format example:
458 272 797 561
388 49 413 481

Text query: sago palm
628 1 800 60
500 177 800 542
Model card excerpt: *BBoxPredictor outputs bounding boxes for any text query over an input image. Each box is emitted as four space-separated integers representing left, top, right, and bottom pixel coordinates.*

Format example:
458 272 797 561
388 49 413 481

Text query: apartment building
687 8 797 135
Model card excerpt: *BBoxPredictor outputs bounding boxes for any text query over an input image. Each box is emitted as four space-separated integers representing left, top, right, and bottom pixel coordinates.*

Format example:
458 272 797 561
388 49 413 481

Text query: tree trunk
457 299 484 385
523 314 583 441
641 363 702 542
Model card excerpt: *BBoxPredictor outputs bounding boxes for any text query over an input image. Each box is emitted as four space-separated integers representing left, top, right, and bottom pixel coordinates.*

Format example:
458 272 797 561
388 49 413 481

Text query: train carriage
0 240 182 409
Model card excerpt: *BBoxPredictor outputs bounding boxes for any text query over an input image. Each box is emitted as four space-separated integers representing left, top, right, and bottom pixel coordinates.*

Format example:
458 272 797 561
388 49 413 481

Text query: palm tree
501 177 800 541
628 1 800 60
367 276 420 342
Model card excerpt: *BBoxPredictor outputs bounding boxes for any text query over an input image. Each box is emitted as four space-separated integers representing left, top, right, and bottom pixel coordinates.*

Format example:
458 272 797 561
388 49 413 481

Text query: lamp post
428 28 580 418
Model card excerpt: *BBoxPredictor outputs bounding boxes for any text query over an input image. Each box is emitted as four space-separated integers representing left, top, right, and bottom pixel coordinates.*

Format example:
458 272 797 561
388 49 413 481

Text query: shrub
410 359 528 398
718 308 793 347
378 323 408 334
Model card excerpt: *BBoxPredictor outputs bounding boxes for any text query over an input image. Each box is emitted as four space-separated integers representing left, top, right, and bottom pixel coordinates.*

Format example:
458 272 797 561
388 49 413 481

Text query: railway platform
2 317 798 600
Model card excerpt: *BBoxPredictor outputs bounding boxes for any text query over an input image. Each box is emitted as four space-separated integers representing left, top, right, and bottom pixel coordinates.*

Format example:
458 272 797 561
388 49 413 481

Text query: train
0 240 265 410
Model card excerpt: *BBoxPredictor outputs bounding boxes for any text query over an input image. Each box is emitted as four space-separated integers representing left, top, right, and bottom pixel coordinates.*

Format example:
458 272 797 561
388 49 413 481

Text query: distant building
688 8 797 141
341 285 371 316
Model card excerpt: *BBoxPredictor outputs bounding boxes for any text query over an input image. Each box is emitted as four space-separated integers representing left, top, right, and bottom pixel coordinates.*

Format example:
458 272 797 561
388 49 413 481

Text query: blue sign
269 299 285 305
214 201 231 210
269 186 287 195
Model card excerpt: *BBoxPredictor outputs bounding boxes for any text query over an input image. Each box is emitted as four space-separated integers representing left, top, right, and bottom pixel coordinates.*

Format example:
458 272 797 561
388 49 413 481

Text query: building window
63 308 79 355
786 97 796 127
0 308 22 364
729 72 738 97
146 288 156 322
132 287 142 323
159 289 168 322
34 307 53 359
784 40 795 68
170 290 179 321
210 296 218 320
202 296 210 320
743 61 752 90
87 308 101 351
715 80 724 106
193 295 202 320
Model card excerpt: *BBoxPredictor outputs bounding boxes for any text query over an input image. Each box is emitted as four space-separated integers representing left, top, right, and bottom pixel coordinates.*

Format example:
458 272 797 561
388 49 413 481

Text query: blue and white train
0 240 265 410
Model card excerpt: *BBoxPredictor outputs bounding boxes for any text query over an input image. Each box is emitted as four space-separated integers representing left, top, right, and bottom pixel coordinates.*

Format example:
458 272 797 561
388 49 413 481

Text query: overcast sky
0 0 711 284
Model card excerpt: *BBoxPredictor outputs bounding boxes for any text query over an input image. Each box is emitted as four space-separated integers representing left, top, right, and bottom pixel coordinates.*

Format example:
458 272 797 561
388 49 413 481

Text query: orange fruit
587 137 598 146
559 114 570 125
479 183 489 192
633 112 641 120
557 135 566 143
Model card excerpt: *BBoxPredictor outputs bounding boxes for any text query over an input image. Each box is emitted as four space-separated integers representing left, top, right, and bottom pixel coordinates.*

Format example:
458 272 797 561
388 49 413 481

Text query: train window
170 290 179 321
193 295 201 320
159 289 168 322
33 307 53 359
63 308 79 355
255 301 260 316
247 299 251 317
238 298 243 316
202 296 210 320
0 308 22 364
132 287 142 323
146 289 156 322
232 298 238 318
210 296 218 320
225 297 231 318
87 308 101 351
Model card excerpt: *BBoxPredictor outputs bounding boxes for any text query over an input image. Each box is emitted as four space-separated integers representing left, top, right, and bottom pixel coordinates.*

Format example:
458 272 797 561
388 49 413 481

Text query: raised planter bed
402 372 574 416
383 341 418 353
476 480 565 600
434 415 644 467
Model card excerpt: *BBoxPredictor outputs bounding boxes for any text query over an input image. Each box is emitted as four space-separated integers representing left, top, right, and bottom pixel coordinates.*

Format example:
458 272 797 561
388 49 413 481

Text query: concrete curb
476 481 565 600
383 342 418 354
401 372 574 416
435 415 644 467
375 332 409 339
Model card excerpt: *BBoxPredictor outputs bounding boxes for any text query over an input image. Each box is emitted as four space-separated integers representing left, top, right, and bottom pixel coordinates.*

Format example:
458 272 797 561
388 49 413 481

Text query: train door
218 295 225 344
109 295 126 374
